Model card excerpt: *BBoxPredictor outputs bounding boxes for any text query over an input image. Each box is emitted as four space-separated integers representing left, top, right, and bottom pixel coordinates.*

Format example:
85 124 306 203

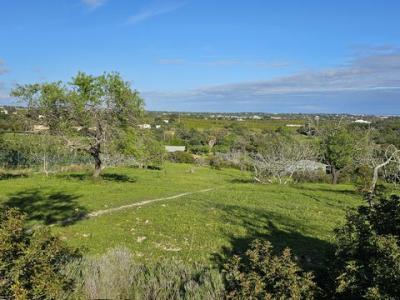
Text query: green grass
180 117 305 131
0 163 362 270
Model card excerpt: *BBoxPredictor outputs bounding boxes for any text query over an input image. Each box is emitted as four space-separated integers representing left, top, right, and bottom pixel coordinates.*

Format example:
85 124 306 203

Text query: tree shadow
101 173 137 183
59 172 137 183
296 184 358 197
229 178 255 184
3 189 87 226
210 203 334 277
0 172 28 180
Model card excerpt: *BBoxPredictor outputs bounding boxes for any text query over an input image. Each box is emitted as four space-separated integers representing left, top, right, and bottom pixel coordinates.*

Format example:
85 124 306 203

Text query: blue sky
1 0 400 114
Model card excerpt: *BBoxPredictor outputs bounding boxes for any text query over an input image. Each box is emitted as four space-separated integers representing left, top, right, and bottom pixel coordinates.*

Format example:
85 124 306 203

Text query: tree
252 135 316 184
11 72 144 177
320 127 354 184
353 133 400 204
333 194 400 299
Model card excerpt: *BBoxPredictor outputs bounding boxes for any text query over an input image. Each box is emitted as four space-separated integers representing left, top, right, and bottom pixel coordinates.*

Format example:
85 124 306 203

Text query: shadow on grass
101 173 137 183
0 172 28 180
229 178 255 184
296 184 358 197
211 203 334 276
60 172 137 183
3 189 87 226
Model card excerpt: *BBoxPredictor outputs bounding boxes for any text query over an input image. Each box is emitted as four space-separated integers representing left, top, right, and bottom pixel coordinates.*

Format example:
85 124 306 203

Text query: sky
1 0 400 114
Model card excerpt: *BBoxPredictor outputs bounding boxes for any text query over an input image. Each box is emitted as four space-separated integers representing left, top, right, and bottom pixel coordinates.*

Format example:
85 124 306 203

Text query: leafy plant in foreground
333 194 400 299
0 208 81 299
224 240 317 299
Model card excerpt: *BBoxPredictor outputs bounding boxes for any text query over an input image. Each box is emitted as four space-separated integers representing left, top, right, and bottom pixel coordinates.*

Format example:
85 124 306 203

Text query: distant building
155 125 161 129
138 124 151 129
287 160 329 174
0 107 8 115
353 119 371 124
165 146 186 153
163 119 169 124
252 115 262 120
286 124 302 127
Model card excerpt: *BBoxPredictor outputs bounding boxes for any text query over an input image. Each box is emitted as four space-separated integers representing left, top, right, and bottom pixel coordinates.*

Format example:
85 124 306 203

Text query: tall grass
71 248 224 299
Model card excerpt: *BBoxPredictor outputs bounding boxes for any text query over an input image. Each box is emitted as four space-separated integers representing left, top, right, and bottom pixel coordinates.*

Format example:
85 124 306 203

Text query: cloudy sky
1 0 400 113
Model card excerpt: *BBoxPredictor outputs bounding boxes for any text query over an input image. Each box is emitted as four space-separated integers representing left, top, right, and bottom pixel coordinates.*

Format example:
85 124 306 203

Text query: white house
165 146 186 153
138 124 152 129
354 119 371 124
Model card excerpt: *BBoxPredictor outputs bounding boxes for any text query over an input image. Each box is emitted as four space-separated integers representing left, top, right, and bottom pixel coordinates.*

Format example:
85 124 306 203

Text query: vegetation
11 72 144 177
0 208 80 299
72 247 224 299
333 194 400 299
1 73 400 298
224 240 317 299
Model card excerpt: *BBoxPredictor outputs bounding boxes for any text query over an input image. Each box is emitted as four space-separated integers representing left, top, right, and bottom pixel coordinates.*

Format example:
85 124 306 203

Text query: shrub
208 155 223 170
333 194 400 299
189 145 210 155
224 240 317 299
0 208 81 299
73 247 225 299
292 170 330 183
167 151 195 164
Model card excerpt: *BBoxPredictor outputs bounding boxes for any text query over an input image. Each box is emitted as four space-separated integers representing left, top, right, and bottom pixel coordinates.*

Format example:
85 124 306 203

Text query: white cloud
126 1 185 25
143 48 400 113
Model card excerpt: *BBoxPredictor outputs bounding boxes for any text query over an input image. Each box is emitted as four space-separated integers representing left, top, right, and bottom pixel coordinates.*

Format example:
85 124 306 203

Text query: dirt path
87 188 215 218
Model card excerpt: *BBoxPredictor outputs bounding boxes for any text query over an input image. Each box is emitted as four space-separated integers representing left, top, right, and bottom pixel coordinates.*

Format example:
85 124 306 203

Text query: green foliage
0 208 81 299
72 247 224 299
167 151 195 164
320 127 354 183
224 240 317 299
11 72 145 176
333 194 400 299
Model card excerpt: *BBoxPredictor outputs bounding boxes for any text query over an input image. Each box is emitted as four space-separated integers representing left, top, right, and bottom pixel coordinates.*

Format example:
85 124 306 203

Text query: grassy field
179 117 306 131
0 163 361 271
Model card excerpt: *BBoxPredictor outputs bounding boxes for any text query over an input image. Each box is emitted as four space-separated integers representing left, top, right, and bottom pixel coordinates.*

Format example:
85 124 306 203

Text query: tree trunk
331 167 339 184
90 144 102 178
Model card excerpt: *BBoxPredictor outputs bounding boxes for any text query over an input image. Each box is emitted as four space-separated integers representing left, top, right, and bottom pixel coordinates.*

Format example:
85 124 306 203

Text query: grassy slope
0 163 361 269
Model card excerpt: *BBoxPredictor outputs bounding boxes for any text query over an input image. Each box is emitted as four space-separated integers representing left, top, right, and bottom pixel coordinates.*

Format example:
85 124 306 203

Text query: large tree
320 127 354 184
12 72 144 177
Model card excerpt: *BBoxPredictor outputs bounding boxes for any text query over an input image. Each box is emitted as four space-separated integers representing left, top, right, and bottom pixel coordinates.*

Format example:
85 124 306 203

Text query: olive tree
11 72 144 177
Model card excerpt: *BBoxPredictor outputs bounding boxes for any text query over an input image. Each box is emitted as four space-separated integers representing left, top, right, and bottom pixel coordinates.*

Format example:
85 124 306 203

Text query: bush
224 240 317 299
0 208 81 299
189 145 210 155
73 247 225 299
208 155 223 170
167 151 195 164
292 170 331 184
333 194 400 299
